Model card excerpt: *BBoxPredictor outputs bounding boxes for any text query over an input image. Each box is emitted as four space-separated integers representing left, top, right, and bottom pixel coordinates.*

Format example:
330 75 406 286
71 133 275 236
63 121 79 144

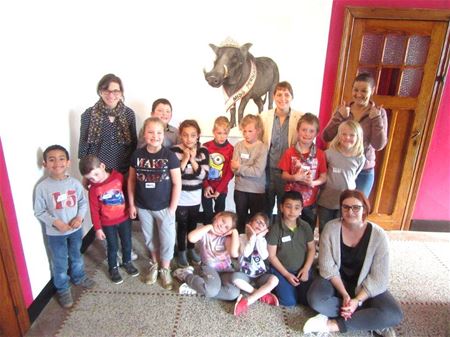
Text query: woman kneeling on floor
303 189 403 336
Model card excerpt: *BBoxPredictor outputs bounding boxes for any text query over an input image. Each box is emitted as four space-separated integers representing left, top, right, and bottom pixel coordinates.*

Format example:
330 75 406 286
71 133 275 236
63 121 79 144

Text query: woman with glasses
78 73 137 175
303 189 403 336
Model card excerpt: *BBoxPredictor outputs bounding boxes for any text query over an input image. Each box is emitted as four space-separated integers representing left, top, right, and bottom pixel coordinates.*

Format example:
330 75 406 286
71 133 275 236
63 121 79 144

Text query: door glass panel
399 68 424 97
378 67 400 96
382 35 406 65
360 34 383 64
406 35 430 65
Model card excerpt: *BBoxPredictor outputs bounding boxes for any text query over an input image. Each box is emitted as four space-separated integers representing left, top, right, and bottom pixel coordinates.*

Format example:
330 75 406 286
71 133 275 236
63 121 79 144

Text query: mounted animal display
204 41 279 128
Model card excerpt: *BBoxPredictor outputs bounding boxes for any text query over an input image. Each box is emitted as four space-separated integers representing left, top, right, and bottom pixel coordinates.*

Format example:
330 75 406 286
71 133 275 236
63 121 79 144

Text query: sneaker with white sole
303 313 329 333
374 328 397 337
179 282 197 295
172 266 194 282
144 261 159 285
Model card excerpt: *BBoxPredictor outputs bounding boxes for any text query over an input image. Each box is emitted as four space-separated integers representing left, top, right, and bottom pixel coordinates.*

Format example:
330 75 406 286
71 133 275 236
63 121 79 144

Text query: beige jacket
260 108 303 148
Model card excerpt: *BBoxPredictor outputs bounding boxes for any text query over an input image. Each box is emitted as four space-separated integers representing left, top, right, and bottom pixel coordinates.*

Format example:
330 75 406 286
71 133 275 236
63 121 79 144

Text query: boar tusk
223 64 228 79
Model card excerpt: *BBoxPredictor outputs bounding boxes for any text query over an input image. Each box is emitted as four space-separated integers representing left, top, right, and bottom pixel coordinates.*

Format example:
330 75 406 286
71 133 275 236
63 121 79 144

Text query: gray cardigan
319 219 389 298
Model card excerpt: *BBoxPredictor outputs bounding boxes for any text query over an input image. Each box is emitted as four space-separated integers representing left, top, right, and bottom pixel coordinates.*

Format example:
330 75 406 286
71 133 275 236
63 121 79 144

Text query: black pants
234 190 265 234
176 205 200 251
201 193 227 225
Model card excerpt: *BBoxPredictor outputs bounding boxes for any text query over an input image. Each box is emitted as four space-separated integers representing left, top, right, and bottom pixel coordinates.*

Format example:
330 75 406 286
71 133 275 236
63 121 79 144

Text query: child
279 113 327 232
231 114 268 234
34 145 95 308
79 155 139 284
317 120 365 233
128 117 182 290
202 116 234 225
266 191 315 307
171 120 209 267
138 98 179 148
231 212 280 316
172 211 240 301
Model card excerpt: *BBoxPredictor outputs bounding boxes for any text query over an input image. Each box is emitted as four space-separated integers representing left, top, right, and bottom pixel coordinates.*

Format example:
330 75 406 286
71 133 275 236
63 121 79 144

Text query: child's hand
245 224 256 239
189 147 197 161
212 191 220 199
285 272 300 286
204 186 214 198
338 101 350 118
230 159 240 171
257 228 269 238
69 216 83 229
53 219 72 233
96 229 106 241
129 205 137 219
182 147 191 160
297 267 310 282
168 205 176 216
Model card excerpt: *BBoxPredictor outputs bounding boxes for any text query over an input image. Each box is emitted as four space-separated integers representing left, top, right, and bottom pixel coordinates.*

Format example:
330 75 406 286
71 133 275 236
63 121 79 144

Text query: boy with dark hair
34 145 95 308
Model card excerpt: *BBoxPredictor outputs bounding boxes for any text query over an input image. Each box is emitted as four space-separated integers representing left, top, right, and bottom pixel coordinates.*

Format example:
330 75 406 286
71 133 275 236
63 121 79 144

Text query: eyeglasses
253 219 267 227
101 89 122 96
341 204 363 212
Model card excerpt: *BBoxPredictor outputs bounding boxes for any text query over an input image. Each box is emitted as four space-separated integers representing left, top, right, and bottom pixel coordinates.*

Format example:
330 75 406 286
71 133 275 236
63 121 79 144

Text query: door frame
333 7 450 230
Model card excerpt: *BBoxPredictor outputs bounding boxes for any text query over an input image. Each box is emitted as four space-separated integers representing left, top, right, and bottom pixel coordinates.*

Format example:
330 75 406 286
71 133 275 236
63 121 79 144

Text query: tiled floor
25 229 449 337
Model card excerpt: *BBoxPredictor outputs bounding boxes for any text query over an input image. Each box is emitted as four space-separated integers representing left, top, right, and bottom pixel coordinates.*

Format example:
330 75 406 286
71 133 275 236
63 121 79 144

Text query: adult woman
303 189 403 335
78 73 137 174
322 73 388 197
260 81 302 218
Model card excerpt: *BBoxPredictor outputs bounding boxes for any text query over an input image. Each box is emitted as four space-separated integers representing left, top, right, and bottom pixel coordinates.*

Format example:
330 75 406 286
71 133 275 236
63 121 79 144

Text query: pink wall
319 0 450 221
0 138 33 307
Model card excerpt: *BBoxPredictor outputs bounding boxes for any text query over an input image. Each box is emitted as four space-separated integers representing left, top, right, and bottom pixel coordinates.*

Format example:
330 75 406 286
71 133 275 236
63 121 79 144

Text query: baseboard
410 219 450 232
27 228 95 323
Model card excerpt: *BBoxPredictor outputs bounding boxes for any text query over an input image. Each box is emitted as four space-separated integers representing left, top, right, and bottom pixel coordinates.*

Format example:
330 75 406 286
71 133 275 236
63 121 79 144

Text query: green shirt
267 218 314 271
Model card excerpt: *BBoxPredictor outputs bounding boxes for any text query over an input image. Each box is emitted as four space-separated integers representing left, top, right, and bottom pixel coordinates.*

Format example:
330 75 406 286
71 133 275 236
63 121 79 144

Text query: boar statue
204 41 279 127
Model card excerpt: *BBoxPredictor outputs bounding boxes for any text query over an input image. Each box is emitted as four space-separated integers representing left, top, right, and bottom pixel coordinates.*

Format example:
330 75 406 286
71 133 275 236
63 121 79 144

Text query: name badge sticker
57 194 67 202
332 167 342 173
145 182 156 189
241 153 250 160
281 235 291 243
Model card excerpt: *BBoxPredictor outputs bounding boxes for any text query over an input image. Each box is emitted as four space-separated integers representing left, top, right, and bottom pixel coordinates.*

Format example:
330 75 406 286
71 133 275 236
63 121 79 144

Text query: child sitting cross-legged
172 211 240 301
231 212 280 316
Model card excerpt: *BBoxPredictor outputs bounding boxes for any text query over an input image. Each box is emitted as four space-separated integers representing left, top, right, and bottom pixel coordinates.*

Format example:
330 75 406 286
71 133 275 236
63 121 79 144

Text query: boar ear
240 43 252 56
209 44 219 55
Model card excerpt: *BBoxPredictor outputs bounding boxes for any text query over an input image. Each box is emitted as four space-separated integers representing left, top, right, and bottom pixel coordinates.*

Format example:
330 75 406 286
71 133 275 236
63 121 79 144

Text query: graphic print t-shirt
130 146 180 210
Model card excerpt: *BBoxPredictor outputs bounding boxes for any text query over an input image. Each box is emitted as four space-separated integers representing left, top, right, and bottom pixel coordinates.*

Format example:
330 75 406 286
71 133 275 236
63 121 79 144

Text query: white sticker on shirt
281 236 291 243
145 182 156 188
57 194 67 202
332 167 342 173
240 153 250 160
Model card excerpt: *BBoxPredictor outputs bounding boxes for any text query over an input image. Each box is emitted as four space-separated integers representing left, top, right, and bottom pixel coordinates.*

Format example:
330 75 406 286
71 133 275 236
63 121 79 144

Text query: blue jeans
201 192 227 225
102 219 132 270
356 168 375 198
269 266 313 307
47 229 86 294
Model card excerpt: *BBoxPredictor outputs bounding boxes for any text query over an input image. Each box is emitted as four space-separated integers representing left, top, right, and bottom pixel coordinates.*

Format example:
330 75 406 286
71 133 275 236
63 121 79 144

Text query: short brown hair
297 113 320 133
213 211 238 228
97 73 123 95
274 81 294 98
79 155 102 175
213 116 231 132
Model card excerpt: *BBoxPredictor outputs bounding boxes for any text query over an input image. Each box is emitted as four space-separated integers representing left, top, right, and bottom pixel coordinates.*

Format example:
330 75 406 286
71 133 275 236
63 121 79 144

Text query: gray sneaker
159 268 173 290
375 328 397 337
144 261 159 285
58 290 73 308
77 277 96 289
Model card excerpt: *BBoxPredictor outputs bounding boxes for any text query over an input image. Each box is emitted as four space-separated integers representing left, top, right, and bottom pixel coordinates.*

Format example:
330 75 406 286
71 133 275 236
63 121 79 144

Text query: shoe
109 267 124 284
303 313 329 333
77 277 96 289
259 293 279 306
187 248 201 265
131 249 138 261
122 262 140 277
234 294 249 316
177 250 189 267
172 266 194 282
57 290 73 309
144 261 159 285
179 282 197 295
159 268 173 290
375 328 397 337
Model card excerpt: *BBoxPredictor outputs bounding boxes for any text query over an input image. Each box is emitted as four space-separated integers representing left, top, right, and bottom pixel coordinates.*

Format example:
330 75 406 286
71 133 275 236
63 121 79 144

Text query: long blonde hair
329 120 364 157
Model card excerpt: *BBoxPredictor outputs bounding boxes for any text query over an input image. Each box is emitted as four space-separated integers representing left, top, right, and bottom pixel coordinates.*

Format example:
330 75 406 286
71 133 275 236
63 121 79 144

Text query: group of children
34 79 369 314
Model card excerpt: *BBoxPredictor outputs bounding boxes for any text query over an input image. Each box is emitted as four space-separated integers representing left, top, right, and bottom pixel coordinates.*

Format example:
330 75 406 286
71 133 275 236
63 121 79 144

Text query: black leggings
176 205 200 251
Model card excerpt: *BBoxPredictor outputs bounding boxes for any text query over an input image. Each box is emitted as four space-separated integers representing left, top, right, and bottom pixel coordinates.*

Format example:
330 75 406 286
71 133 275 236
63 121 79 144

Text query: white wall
0 0 332 299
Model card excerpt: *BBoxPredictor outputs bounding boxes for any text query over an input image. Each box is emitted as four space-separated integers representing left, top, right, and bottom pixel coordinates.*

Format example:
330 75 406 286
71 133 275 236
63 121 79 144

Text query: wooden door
334 8 450 230
0 196 30 336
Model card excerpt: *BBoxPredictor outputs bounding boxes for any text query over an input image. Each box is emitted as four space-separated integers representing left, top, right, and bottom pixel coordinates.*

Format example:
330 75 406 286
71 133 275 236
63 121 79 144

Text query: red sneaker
233 295 249 316
259 293 279 306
